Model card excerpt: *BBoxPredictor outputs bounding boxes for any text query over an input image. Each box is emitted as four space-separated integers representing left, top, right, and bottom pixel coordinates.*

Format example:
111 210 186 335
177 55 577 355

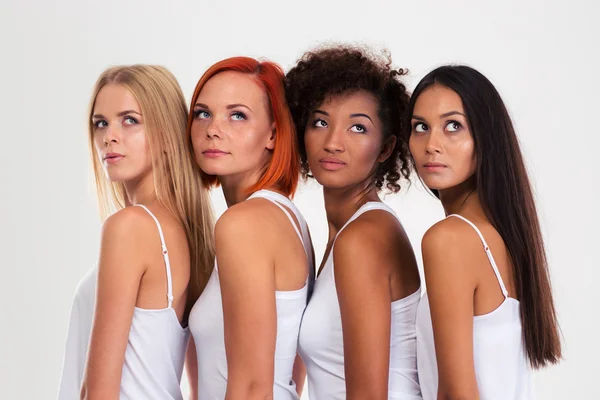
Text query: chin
106 174 134 183
312 175 351 190
104 168 144 183
197 165 226 177
421 180 452 193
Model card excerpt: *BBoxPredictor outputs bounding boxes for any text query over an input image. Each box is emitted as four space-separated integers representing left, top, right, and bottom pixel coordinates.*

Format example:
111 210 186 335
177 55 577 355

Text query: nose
206 119 222 139
103 125 120 145
425 130 443 155
323 126 344 154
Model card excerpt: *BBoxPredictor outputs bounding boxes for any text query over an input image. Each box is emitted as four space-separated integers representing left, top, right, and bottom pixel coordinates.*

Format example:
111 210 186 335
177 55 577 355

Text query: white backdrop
1 0 598 398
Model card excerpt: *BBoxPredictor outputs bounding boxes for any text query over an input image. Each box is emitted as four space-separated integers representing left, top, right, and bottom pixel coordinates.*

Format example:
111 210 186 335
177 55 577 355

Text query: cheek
354 137 381 166
454 138 476 176
92 134 104 156
235 123 270 154
190 122 203 139
303 131 321 158
408 136 421 160
190 124 203 148
127 128 152 165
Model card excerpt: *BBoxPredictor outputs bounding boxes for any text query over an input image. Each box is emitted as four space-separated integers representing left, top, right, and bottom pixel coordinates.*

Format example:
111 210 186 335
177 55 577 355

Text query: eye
231 111 246 121
194 109 210 119
350 124 367 134
93 120 107 129
123 116 138 125
445 121 461 132
413 122 428 133
313 119 327 128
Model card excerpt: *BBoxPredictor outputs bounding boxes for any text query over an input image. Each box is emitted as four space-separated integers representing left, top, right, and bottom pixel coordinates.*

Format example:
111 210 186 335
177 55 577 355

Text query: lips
104 152 124 164
423 162 447 172
319 157 346 171
202 149 230 158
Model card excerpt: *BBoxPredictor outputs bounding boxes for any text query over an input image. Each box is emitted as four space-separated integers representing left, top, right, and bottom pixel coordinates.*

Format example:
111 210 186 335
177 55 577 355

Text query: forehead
197 70 268 106
94 84 140 113
319 90 379 114
413 84 464 116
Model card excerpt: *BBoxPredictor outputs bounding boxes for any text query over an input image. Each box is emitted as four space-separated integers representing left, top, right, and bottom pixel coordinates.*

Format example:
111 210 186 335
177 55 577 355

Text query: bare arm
292 353 306 396
80 209 149 399
216 205 277 400
185 337 199 400
422 221 480 400
334 217 393 400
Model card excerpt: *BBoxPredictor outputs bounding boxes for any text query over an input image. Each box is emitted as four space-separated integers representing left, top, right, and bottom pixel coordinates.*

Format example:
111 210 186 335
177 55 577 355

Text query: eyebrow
440 111 466 118
350 113 374 124
313 110 374 124
412 111 466 121
194 102 252 112
92 110 142 119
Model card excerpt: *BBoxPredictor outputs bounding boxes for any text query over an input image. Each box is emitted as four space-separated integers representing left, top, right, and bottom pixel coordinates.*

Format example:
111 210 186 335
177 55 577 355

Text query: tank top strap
247 190 315 290
135 204 175 308
446 214 509 298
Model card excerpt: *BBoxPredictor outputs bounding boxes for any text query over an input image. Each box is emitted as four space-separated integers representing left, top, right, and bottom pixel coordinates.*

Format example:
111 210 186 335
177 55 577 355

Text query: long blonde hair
88 65 215 305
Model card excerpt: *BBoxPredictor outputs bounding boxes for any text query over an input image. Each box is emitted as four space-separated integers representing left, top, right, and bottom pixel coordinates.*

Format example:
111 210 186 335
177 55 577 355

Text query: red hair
187 57 299 197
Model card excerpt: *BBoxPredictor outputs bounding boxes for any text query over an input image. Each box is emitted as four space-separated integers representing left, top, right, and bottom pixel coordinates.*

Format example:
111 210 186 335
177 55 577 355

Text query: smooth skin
187 71 313 400
80 85 190 399
305 91 421 399
410 84 518 400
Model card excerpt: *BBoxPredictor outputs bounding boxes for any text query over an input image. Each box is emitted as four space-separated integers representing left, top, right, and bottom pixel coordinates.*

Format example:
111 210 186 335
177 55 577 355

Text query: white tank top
58 205 190 400
416 214 533 400
298 202 422 400
188 190 314 400
58 266 97 399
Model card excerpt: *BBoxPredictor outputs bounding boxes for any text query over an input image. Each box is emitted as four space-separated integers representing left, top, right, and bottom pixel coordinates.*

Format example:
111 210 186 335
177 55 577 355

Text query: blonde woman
57 65 214 400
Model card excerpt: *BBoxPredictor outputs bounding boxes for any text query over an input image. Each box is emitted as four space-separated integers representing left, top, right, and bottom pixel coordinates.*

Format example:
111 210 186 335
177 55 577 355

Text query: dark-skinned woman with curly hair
285 46 422 400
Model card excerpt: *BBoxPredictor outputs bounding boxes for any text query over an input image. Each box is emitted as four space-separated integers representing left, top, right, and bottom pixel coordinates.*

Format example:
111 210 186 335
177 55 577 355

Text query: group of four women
58 44 562 400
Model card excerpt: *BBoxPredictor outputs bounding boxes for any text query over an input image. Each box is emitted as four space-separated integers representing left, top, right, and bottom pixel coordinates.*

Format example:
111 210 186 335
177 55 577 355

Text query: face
91 85 152 183
190 71 275 179
304 91 394 190
409 84 476 191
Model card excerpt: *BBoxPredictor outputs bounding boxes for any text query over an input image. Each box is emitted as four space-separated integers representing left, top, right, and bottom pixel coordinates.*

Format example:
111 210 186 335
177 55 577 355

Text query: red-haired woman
186 57 315 400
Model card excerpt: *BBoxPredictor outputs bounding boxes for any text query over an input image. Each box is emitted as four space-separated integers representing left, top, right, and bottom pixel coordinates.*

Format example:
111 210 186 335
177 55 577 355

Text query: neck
123 170 157 206
438 176 479 216
323 179 380 239
219 167 273 208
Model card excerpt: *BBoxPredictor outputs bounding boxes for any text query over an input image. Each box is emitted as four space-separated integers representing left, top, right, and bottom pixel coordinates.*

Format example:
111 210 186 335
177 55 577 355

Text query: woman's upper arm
334 220 392 400
185 336 199 400
81 209 149 399
421 223 479 399
215 206 277 400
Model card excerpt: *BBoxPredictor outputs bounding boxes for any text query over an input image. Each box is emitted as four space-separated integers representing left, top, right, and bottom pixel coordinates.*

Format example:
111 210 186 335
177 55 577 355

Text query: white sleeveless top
58 266 97 399
416 214 533 400
298 202 422 400
58 205 190 400
188 190 314 400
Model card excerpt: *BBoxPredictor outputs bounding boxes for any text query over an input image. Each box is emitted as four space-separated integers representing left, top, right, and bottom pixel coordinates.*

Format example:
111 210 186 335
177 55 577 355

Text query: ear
377 136 396 163
265 121 276 150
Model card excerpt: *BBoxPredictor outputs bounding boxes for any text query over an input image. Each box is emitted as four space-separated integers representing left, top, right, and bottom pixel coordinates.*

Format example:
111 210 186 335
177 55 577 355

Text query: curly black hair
284 45 411 192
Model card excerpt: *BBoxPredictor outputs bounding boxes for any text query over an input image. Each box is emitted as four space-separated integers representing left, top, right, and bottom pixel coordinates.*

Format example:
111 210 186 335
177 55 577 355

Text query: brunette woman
409 65 562 399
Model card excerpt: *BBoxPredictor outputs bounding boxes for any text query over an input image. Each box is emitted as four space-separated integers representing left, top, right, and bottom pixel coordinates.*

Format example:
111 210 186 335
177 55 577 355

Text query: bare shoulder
421 216 484 274
97 206 160 278
422 217 462 249
336 208 402 251
333 209 402 276
101 206 156 243
215 197 282 239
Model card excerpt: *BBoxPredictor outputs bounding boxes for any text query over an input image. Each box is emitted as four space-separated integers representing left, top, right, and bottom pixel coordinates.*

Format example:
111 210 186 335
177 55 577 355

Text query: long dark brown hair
406 65 561 368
